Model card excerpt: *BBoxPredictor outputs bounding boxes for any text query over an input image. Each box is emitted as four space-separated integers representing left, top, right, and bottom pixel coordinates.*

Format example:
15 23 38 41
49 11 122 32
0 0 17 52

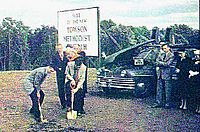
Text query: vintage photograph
0 0 199 131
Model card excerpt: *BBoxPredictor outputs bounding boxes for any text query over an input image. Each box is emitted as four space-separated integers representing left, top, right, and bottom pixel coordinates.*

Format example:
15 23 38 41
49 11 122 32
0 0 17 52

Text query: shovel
38 94 48 123
66 90 77 119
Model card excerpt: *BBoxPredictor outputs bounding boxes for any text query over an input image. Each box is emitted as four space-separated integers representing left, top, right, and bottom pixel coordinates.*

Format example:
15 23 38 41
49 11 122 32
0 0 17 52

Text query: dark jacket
52 52 68 75
176 57 193 80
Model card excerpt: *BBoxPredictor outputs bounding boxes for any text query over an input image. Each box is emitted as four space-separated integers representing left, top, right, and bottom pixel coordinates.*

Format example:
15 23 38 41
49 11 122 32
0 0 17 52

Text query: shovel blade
66 110 77 119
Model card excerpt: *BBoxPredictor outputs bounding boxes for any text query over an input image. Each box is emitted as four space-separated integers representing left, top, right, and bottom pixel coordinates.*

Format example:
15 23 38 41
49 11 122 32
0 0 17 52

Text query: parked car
96 40 158 97
96 39 197 98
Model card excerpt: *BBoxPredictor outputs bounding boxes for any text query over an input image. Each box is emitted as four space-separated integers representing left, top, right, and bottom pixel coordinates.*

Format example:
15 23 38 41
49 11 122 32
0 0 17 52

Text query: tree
0 17 199 70
0 18 57 70
130 26 150 43
100 20 138 56
0 17 31 70
29 25 57 68
170 24 193 45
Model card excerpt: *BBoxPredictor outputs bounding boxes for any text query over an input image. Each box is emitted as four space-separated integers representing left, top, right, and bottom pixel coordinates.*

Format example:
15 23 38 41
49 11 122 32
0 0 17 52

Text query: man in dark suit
152 43 175 108
52 43 68 109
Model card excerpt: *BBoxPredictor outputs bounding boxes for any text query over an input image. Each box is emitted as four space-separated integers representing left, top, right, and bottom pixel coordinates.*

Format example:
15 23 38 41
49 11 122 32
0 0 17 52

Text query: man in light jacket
65 56 87 116
152 43 175 108
23 66 54 122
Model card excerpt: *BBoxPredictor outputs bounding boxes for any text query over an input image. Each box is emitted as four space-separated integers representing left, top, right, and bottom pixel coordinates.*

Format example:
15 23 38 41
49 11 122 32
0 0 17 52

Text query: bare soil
0 69 199 131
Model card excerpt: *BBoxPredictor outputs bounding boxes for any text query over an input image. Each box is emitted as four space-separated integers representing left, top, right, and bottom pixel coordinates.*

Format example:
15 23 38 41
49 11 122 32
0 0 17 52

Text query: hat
70 50 79 61
65 47 72 55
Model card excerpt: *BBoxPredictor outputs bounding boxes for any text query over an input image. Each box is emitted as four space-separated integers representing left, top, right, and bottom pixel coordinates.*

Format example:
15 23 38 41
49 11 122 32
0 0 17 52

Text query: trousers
156 79 172 105
29 88 45 119
56 72 66 107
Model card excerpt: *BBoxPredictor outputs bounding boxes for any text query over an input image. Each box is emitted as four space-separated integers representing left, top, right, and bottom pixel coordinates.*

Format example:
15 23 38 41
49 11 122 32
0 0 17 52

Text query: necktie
75 67 80 83
60 54 63 61
163 53 166 61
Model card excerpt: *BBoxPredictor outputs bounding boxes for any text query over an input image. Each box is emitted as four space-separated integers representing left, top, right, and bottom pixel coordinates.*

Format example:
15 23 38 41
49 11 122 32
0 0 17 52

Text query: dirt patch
0 69 200 131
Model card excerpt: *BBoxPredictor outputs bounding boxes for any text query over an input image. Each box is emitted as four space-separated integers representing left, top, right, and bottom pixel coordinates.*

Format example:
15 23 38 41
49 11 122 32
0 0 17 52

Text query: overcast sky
0 0 199 30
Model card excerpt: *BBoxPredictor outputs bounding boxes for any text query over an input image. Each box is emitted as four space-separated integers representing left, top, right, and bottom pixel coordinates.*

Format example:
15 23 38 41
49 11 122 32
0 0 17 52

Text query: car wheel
133 87 148 98
102 87 111 93
133 78 155 98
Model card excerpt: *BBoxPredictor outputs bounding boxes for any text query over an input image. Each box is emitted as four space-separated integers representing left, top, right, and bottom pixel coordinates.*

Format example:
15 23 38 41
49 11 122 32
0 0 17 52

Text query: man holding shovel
23 66 54 122
65 56 87 117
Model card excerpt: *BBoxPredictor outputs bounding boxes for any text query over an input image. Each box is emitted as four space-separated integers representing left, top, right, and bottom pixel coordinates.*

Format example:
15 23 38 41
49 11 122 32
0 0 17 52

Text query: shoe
79 110 86 115
77 112 82 116
62 106 66 110
29 108 34 114
41 119 48 123
165 103 171 109
196 106 200 114
179 105 183 109
182 106 187 110
151 103 162 108
77 110 86 116
34 117 48 123
34 117 42 122
66 107 71 112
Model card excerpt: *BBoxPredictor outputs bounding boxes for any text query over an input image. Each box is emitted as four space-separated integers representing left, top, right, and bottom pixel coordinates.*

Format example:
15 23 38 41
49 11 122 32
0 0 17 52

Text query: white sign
58 7 99 56
134 58 144 65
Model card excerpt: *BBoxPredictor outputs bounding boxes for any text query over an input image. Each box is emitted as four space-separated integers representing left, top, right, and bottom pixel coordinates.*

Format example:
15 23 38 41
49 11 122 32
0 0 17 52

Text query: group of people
23 42 200 122
152 42 200 114
23 43 87 122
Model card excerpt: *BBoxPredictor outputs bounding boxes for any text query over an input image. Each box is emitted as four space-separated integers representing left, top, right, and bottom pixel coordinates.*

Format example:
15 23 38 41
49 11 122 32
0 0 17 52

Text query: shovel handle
37 96 44 121
70 86 74 110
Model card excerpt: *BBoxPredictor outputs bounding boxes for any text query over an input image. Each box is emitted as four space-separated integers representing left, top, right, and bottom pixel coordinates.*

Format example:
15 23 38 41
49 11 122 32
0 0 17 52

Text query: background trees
0 17 199 70
0 17 30 70
0 17 57 70
29 26 57 69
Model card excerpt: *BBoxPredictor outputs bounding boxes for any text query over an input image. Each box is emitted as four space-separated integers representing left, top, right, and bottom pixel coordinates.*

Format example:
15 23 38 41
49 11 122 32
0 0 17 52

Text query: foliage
130 26 150 43
29 25 57 69
0 17 199 70
170 24 200 47
0 17 30 70
0 17 57 70
100 20 145 56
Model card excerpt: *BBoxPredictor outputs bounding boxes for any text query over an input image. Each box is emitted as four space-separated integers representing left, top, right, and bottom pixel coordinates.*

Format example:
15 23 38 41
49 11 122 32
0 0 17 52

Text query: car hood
102 39 155 66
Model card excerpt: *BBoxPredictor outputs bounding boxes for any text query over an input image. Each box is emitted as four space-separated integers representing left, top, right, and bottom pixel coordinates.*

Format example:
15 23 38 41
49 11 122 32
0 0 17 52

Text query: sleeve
163 53 174 67
63 56 69 72
76 66 86 90
191 60 200 72
175 57 181 69
156 53 174 67
33 72 44 91
156 53 164 66
51 55 59 71
65 64 74 82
